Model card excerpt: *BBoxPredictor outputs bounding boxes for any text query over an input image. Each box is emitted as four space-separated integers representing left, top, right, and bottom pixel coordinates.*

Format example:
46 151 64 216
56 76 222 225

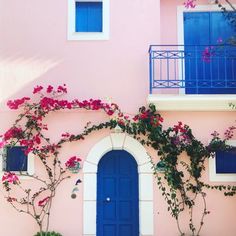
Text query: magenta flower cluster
184 0 196 8
65 156 82 169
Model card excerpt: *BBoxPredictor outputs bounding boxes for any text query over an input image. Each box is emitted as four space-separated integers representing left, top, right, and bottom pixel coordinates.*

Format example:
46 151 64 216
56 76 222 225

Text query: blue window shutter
211 12 236 43
216 149 236 173
76 2 89 32
184 12 210 45
75 2 102 32
6 146 28 172
184 12 236 94
87 2 103 32
184 12 211 94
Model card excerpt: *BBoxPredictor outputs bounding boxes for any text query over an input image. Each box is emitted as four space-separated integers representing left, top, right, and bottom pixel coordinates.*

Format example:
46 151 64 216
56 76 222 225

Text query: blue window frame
75 2 103 32
5 146 28 172
216 148 236 174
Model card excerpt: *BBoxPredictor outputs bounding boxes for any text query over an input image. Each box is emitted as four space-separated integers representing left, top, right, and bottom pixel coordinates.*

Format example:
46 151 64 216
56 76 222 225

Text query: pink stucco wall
0 0 236 235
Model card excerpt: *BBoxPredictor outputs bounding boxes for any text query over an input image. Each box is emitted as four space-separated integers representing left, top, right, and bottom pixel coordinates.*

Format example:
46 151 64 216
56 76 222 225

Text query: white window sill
67 32 109 41
147 94 236 111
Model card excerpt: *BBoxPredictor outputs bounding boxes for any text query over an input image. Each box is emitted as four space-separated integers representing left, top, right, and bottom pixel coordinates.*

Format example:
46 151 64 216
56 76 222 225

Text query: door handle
105 197 111 202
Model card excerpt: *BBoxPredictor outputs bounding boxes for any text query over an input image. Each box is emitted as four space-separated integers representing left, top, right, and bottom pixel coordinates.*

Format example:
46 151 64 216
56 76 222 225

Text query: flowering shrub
0 84 128 234
1 84 236 236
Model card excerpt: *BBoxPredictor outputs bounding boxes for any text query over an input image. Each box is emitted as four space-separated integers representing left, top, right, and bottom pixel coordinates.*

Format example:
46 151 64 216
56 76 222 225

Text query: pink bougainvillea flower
90 99 102 110
38 196 50 207
184 0 196 8
107 110 114 116
7 97 30 110
0 141 5 148
57 85 67 93
2 172 20 185
133 115 139 122
33 85 43 94
65 156 82 168
173 121 187 133
34 134 41 145
224 126 236 140
118 112 123 117
4 127 23 141
40 97 56 110
139 111 149 120
46 85 54 93
118 119 125 126
202 46 214 63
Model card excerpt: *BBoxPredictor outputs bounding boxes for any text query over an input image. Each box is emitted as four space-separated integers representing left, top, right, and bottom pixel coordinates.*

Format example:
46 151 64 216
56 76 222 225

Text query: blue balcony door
184 11 236 94
97 150 139 236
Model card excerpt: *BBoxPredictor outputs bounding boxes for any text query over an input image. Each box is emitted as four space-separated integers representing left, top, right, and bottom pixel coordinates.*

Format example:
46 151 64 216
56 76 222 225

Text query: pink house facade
0 0 236 235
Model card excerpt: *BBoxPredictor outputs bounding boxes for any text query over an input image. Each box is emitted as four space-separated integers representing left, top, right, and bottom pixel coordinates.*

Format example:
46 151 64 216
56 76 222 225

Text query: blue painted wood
184 11 236 94
6 146 27 171
216 148 236 173
184 12 210 94
75 2 102 32
97 150 139 236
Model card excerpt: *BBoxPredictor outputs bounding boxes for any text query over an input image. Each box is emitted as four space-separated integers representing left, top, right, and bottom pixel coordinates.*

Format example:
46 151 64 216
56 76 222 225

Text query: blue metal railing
149 45 236 94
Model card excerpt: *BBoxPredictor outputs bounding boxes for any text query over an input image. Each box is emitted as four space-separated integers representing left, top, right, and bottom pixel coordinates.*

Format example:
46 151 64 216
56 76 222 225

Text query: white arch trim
83 133 154 236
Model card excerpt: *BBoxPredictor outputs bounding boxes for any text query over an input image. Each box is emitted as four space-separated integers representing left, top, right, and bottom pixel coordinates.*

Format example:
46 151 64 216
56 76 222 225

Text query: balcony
148 45 236 111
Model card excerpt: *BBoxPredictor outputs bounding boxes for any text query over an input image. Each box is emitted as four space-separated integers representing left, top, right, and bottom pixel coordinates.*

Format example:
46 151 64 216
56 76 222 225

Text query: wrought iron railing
149 45 236 94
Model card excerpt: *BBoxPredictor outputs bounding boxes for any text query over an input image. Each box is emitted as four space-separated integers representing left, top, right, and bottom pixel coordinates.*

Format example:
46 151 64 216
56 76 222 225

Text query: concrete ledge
148 94 236 111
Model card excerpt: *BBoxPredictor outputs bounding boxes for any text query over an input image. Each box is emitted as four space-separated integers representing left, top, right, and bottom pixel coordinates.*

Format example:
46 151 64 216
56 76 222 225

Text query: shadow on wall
0 51 62 110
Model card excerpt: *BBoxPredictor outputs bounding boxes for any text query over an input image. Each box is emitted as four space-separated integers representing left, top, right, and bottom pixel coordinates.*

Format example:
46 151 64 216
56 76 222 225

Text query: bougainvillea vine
1 84 236 236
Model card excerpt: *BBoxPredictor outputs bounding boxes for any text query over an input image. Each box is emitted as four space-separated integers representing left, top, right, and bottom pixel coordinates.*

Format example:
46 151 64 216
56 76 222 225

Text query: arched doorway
83 134 154 236
97 150 139 236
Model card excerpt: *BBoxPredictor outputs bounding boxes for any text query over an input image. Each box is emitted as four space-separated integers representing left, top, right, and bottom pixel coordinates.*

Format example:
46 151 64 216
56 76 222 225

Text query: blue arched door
97 150 139 236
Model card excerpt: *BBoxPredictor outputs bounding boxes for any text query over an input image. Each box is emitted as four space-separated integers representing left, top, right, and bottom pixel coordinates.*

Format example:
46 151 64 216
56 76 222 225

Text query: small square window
68 0 109 40
209 140 236 182
4 146 28 172
215 149 236 174
75 2 103 32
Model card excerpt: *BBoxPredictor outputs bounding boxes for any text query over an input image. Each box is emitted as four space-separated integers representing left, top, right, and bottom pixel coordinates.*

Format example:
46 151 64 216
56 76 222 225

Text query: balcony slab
147 94 236 111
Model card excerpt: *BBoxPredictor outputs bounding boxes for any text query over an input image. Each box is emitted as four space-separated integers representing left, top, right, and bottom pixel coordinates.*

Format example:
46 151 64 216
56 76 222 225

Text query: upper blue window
75 2 103 32
216 148 236 174
5 146 28 172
